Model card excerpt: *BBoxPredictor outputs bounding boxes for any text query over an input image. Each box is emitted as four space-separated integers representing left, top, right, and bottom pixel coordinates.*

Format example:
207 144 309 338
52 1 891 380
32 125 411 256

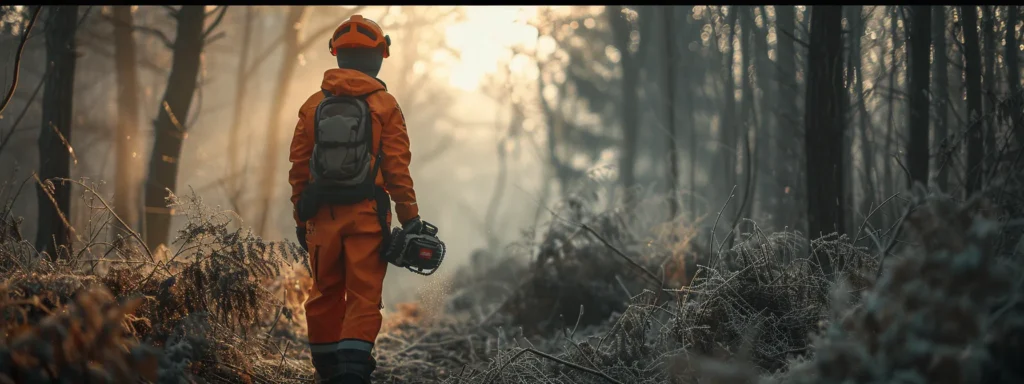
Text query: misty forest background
0 5 1023 383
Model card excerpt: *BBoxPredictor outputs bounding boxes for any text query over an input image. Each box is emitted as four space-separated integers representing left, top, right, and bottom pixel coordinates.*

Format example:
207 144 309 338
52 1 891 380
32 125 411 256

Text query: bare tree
111 5 141 231
737 7 756 221
960 6 984 197
36 6 79 259
774 6 800 227
981 6 997 172
932 6 950 190
608 6 640 204
752 6 777 226
663 7 679 218
143 6 224 249
718 7 740 219
803 5 845 272
1007 6 1022 147
226 6 255 213
907 6 931 186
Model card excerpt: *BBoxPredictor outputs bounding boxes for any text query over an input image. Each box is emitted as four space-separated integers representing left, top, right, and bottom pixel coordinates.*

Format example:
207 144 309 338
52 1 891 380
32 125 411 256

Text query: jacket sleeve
380 101 419 224
288 97 317 226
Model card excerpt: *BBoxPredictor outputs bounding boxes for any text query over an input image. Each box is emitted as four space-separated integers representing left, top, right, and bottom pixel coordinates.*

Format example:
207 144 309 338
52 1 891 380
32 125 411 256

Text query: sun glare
445 6 539 91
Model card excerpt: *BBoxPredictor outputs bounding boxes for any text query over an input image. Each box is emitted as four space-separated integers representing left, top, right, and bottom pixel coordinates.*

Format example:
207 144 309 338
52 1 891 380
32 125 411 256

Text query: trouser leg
303 217 355 381
340 234 388 343
309 234 389 383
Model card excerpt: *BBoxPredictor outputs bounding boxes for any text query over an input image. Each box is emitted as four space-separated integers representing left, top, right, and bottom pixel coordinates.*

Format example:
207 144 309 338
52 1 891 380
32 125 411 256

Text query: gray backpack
309 89 383 191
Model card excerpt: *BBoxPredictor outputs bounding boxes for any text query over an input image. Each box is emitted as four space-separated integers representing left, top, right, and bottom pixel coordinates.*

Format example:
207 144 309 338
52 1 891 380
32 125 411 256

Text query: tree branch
0 69 46 156
103 14 175 49
136 25 175 49
776 26 810 49
203 5 229 39
205 5 225 17
0 5 42 118
162 6 179 19
205 31 226 45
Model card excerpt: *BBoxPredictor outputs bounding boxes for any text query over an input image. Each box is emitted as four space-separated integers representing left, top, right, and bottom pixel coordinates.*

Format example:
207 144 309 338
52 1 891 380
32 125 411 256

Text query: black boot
312 349 376 384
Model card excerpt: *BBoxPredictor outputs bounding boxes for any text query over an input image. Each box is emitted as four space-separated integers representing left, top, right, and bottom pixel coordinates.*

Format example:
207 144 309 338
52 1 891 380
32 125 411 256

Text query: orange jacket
288 68 419 227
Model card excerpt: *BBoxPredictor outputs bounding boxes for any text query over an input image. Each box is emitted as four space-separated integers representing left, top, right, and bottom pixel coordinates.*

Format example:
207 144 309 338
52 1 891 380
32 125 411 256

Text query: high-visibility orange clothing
287 68 418 347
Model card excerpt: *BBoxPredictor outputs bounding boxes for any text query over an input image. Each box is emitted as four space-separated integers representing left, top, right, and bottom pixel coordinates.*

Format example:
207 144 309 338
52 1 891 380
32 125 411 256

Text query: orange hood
320 68 387 97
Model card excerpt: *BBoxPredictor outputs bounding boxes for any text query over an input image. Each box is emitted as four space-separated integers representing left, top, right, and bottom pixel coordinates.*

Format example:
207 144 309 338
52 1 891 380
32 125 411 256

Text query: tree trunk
143 6 206 250
753 6 776 226
932 6 950 190
227 6 255 210
738 7 756 221
961 6 984 197
982 6 996 176
774 6 799 228
112 6 141 232
842 6 858 233
663 8 679 219
804 5 845 273
608 6 640 203
907 6 931 186
255 6 308 235
718 8 740 219
853 6 879 230
884 6 898 203
35 6 79 259
1006 6 1023 148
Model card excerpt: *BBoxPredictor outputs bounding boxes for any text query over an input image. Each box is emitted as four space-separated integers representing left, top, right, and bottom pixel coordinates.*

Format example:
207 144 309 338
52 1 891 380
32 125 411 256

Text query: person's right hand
401 216 422 234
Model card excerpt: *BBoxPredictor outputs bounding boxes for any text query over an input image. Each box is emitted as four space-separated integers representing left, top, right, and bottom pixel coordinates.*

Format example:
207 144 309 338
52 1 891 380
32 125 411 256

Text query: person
287 14 421 384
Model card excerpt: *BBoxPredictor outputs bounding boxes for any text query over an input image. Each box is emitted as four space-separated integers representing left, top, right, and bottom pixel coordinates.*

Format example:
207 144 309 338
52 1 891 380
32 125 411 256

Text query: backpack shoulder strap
365 88 387 180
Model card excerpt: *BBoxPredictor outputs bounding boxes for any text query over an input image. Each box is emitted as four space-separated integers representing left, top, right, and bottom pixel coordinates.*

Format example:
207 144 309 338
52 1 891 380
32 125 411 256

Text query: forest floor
1 174 1023 383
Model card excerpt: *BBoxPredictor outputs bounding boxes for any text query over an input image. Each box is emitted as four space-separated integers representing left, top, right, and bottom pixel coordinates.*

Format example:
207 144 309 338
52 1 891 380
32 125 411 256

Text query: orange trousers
303 200 390 347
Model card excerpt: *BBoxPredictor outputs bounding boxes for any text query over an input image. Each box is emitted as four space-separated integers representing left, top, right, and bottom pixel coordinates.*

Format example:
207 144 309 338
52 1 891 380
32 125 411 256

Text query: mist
1 5 1022 383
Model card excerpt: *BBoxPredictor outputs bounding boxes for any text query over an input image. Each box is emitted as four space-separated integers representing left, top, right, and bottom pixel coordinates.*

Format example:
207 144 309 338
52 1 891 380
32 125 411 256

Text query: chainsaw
383 220 446 276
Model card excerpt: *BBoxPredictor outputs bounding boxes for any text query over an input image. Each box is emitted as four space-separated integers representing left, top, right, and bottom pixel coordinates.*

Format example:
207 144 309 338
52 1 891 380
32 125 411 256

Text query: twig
893 154 912 189
495 348 624 384
709 185 738 268
875 200 918 279
134 24 175 49
580 224 662 290
53 178 154 261
205 31 227 45
0 67 47 155
776 26 809 48
76 5 94 29
0 6 42 117
853 192 899 247
203 5 229 38
162 6 179 18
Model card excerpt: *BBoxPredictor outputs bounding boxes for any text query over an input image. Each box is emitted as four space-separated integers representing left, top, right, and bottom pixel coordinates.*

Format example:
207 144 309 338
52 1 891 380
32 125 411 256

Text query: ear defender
384 35 391 57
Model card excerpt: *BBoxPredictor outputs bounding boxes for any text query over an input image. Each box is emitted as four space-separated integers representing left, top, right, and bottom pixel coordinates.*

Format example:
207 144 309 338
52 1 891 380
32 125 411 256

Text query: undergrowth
0 91 1021 383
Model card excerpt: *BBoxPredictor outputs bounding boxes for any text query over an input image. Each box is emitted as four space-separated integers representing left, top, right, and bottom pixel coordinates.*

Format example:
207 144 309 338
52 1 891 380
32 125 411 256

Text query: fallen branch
580 224 664 293
495 347 624 384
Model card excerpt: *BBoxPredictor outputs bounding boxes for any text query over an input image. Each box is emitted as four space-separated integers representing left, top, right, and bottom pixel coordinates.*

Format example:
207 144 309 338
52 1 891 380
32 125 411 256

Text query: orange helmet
328 14 391 58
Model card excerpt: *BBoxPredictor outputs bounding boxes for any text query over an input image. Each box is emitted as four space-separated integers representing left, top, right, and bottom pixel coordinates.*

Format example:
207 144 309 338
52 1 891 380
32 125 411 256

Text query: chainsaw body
383 220 446 275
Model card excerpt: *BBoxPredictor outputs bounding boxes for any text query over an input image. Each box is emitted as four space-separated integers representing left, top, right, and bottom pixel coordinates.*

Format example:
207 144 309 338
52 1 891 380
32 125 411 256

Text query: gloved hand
401 216 422 234
296 226 308 252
